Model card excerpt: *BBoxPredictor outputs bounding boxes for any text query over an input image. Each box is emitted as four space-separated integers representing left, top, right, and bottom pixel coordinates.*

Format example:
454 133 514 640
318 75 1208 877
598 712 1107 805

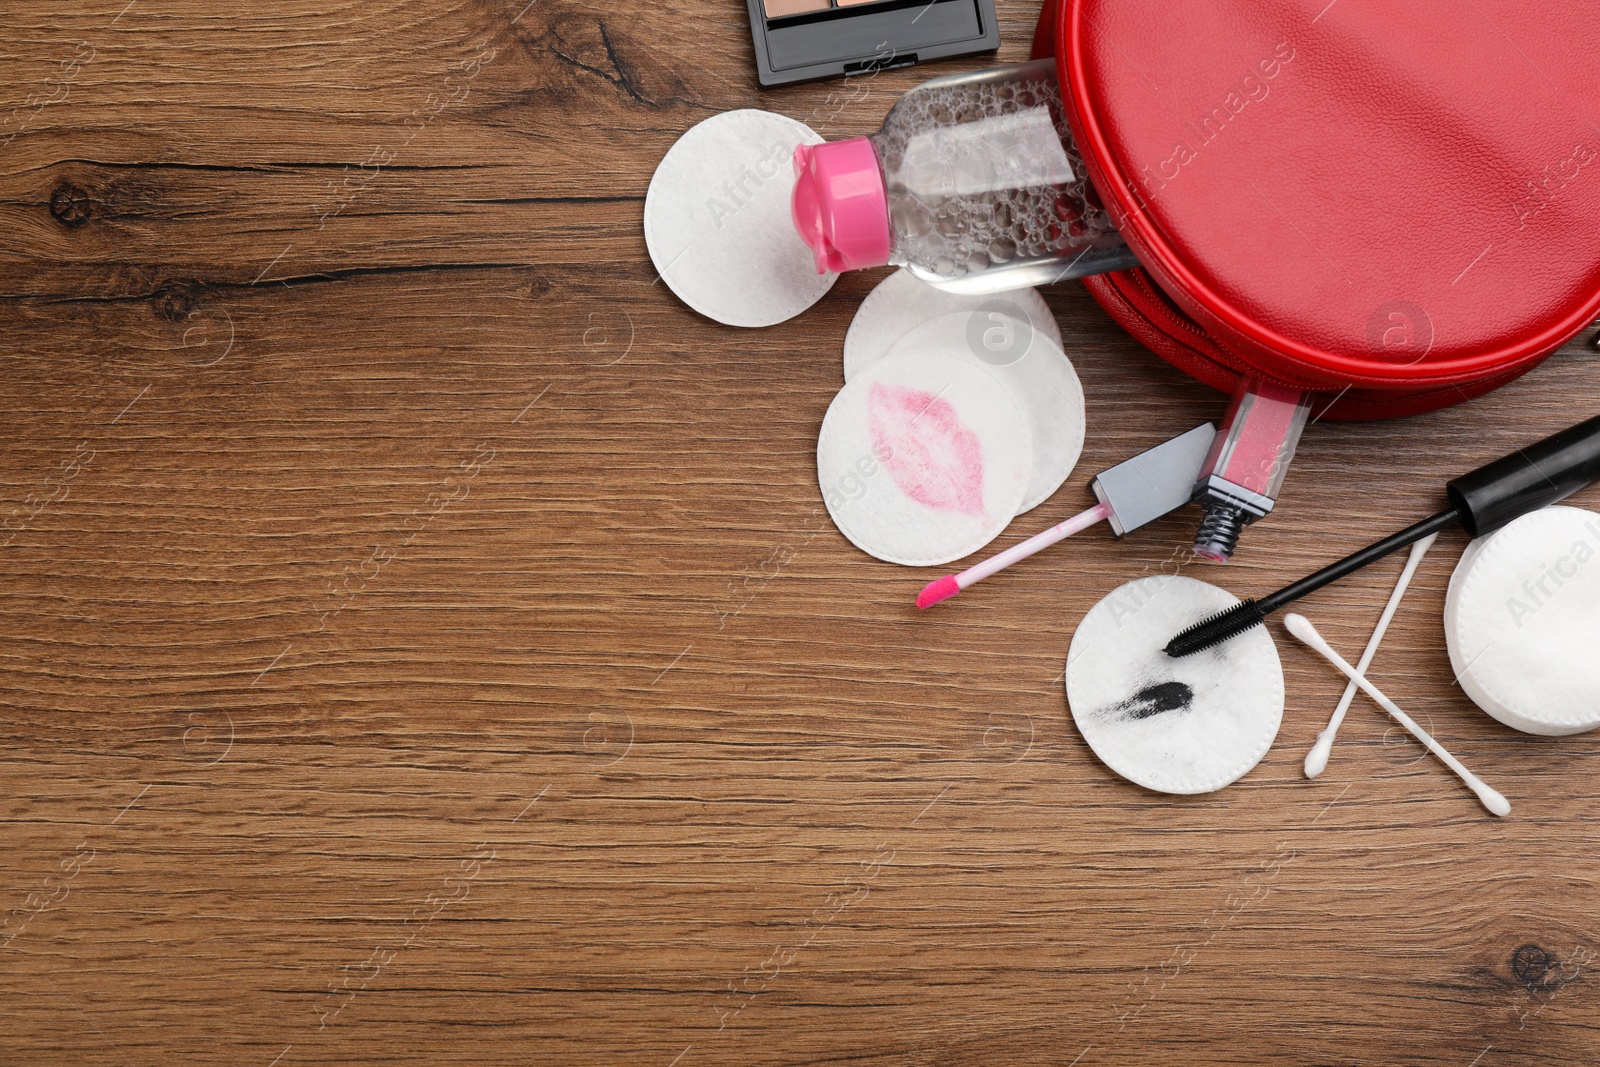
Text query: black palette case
746 0 1000 88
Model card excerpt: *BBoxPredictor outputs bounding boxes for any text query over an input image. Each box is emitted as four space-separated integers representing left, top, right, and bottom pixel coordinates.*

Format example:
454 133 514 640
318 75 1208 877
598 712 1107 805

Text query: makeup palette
745 0 999 87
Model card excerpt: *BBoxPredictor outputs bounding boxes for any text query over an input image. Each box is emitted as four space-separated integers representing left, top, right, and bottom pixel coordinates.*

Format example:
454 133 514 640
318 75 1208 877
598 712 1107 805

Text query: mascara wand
1164 413 1600 658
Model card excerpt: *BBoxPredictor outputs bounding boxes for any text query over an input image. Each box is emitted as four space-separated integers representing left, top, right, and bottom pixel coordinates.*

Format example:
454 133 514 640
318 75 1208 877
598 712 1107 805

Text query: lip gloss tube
1191 379 1312 562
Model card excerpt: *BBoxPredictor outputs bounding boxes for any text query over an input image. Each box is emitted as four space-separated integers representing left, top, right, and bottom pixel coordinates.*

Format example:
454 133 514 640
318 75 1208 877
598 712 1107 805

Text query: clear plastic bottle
792 58 1138 295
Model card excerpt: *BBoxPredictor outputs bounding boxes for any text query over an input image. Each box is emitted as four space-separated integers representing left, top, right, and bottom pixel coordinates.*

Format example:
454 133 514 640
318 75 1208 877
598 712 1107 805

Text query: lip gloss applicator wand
919 423 1216 608
1164 414 1600 658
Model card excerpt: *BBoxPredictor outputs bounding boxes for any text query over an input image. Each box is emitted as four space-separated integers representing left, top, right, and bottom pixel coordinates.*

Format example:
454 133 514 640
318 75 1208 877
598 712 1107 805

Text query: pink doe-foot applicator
918 423 1216 609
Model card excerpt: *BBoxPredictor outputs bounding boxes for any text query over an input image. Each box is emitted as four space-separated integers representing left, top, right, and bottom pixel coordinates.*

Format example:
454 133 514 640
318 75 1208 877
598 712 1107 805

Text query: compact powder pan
745 0 999 87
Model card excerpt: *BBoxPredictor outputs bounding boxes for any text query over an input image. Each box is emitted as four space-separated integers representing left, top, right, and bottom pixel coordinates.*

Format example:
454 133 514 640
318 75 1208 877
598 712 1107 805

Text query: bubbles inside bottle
875 69 1122 283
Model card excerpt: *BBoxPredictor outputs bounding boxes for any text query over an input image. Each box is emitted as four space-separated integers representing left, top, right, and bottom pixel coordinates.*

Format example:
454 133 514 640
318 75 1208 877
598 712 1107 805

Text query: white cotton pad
1444 505 1600 735
818 350 1031 567
882 313 1084 514
1066 576 1285 795
645 110 836 328
842 269 1063 382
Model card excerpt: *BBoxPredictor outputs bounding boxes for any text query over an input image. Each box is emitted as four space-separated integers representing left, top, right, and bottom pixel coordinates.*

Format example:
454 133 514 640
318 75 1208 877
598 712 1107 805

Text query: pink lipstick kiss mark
867 381 986 517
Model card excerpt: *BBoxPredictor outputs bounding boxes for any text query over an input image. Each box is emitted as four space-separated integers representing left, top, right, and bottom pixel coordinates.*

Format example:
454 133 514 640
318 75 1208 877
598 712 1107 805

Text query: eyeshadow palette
745 0 1000 87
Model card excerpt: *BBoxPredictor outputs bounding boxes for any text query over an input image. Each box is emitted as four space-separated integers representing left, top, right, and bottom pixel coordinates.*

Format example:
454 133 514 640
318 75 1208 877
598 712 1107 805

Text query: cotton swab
1284 613 1510 817
1304 532 1438 778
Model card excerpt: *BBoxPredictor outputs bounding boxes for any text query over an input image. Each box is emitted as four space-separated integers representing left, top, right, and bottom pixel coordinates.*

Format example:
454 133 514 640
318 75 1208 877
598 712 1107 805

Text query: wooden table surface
3 2 1599 1064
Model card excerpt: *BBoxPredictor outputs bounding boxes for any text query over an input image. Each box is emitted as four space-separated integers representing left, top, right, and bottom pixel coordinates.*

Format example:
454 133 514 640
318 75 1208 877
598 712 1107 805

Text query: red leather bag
1032 1 1600 420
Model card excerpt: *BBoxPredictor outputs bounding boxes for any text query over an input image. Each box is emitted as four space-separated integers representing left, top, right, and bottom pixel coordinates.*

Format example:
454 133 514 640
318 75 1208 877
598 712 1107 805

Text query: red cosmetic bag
1031 1 1600 420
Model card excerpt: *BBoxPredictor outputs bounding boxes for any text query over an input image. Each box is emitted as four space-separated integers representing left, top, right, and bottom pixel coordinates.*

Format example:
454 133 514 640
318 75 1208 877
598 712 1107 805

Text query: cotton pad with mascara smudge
645 110 836 328
1445 505 1600 735
882 313 1085 514
1066 576 1284 795
842 269 1063 382
817 350 1031 567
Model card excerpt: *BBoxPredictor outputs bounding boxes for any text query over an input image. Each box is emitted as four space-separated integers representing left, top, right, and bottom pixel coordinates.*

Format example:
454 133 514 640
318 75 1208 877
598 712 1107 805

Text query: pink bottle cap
791 138 891 275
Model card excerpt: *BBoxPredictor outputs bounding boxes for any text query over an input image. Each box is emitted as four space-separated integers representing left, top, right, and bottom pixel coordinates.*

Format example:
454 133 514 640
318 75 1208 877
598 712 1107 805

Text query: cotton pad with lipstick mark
1066 576 1284 794
817 351 1031 567
883 313 1084 514
1445 506 1600 735
842 270 1063 383
645 110 836 328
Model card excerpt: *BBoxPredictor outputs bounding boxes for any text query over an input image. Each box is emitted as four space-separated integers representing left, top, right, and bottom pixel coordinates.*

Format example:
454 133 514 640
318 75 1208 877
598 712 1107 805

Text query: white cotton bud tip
1303 735 1332 779
1476 785 1512 818
1283 612 1321 649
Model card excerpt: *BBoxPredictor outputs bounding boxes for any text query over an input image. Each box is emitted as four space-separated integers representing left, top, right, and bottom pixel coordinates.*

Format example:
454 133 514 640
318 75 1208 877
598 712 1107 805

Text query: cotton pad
842 269 1063 381
645 110 836 328
883 313 1084 514
1445 505 1600 735
1066 575 1285 795
818 350 1031 567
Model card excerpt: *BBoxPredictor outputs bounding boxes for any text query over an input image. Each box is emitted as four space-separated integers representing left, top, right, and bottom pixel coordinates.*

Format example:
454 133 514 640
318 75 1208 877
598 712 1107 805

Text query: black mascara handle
1259 508 1460 614
1446 414 1600 537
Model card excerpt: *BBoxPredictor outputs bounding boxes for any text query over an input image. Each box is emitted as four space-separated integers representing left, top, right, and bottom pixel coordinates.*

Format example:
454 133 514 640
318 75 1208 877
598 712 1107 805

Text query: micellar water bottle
791 58 1139 295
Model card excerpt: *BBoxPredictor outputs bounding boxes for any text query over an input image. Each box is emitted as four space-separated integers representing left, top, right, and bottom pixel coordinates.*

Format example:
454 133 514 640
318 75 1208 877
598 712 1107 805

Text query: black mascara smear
1113 681 1194 721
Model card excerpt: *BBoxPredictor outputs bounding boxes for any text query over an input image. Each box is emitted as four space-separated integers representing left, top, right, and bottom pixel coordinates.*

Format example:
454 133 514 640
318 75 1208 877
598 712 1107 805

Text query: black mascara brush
1165 413 1600 658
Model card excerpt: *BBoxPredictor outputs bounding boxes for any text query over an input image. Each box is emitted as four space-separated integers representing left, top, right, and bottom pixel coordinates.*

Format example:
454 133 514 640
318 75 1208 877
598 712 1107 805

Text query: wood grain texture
2 2 1599 1065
